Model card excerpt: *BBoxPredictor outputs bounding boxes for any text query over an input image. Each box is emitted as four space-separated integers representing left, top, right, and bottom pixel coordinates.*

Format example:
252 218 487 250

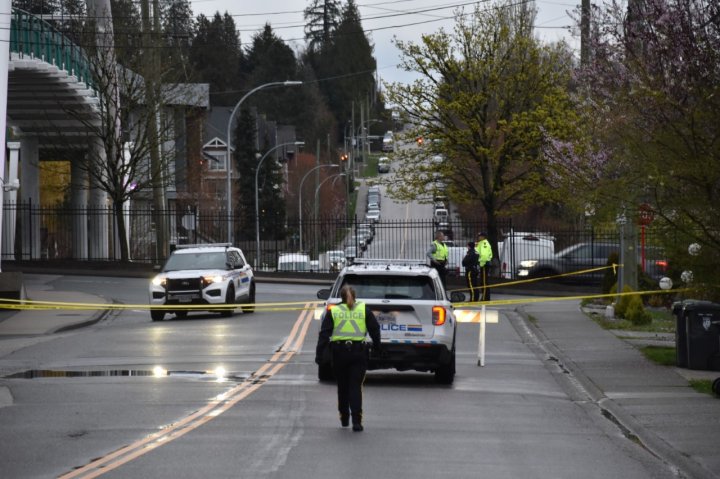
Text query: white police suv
149 243 255 321
316 259 463 384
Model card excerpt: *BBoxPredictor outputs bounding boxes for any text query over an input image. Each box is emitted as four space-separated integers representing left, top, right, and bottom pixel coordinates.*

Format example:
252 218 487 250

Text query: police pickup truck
316 259 464 384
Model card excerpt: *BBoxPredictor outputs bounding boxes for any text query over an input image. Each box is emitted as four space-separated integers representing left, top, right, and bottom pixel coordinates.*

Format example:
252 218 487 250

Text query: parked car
377 156 391 173
497 232 556 279
366 208 381 223
323 250 346 272
517 242 667 283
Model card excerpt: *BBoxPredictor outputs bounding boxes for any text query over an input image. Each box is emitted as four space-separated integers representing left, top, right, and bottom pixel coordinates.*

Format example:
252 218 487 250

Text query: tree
314 0 378 141
303 0 341 54
385 1 577 254
160 0 195 81
553 0 720 299
110 0 143 68
190 12 243 105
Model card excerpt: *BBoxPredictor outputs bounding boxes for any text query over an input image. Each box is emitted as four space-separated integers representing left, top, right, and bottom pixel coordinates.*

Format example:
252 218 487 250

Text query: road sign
638 203 655 226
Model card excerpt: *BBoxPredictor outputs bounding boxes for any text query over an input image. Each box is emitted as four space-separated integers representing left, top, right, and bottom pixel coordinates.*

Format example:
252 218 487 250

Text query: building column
19 137 40 259
2 142 20 258
71 157 88 259
88 141 109 259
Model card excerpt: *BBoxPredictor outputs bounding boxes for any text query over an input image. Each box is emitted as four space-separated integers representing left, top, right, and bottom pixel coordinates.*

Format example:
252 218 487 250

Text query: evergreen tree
315 0 377 141
190 12 242 106
110 0 143 69
243 24 302 124
303 0 341 54
232 108 258 241
161 0 194 81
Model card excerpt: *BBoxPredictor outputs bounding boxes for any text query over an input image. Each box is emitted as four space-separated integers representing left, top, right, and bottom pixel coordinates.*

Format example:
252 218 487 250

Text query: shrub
615 284 634 318
626 294 652 326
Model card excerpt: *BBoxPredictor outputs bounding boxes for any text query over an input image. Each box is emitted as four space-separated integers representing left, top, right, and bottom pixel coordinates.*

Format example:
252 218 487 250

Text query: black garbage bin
673 301 689 367
684 301 720 371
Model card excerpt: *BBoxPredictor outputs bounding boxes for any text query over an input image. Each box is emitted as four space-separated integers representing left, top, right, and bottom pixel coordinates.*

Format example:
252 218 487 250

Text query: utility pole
141 0 168 259
580 0 591 66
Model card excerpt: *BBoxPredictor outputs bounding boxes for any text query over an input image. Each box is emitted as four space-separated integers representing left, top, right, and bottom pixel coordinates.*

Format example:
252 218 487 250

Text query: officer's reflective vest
330 303 368 341
432 241 449 261
476 239 493 266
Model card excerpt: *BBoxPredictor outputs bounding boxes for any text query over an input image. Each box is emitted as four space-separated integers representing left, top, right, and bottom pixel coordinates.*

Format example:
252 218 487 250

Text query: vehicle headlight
202 274 224 285
151 276 167 287
520 260 538 268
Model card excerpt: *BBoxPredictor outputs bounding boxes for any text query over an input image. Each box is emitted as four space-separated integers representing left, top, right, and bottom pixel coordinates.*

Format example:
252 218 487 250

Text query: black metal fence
0 202 668 278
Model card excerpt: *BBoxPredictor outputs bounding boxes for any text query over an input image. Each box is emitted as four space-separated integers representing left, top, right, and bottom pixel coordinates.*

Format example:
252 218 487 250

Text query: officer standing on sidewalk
315 285 382 432
462 241 480 301
475 232 493 301
427 230 449 289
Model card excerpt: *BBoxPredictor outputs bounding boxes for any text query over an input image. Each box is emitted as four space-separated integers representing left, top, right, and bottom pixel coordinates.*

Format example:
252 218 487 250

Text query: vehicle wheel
175 311 187 319
434 351 455 385
241 283 255 314
151 310 164 322
220 285 235 317
318 363 335 382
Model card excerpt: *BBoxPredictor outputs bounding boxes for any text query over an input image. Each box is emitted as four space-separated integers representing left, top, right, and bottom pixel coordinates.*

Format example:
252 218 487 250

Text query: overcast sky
188 0 580 85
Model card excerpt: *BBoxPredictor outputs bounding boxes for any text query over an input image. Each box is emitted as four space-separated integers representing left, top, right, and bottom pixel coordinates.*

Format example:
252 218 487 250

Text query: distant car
498 232 556 280
377 156 391 173
366 208 381 223
382 131 394 152
316 259 464 384
148 243 255 321
326 250 346 272
344 245 360 262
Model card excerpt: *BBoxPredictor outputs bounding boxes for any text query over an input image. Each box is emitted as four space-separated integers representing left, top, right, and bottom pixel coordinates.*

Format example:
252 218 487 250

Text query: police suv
316 259 463 384
149 243 255 321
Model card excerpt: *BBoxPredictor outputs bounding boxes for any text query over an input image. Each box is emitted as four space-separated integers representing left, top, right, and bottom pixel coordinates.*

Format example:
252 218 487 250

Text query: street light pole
225 80 302 244
255 141 304 268
299 164 339 252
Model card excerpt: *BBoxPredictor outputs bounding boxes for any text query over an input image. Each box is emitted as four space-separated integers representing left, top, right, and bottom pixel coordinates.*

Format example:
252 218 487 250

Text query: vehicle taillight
655 260 668 271
432 306 446 326
326 304 337 314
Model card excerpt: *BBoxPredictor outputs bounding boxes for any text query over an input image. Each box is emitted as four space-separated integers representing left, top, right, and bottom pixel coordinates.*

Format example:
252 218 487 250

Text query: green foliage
626 294 652 326
639 346 675 366
614 284 634 318
385 1 576 249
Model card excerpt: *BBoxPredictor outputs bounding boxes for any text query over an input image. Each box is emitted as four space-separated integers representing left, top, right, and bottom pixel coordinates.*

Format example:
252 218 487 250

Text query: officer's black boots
340 413 349 427
352 423 364 432
352 412 363 432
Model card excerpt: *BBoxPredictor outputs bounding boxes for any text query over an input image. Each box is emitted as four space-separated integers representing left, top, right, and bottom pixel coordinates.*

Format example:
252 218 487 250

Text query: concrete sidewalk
518 299 720 479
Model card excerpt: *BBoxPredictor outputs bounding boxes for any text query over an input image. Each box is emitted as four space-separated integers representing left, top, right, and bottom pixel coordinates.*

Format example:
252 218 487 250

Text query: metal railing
10 8 93 89
0 202 670 280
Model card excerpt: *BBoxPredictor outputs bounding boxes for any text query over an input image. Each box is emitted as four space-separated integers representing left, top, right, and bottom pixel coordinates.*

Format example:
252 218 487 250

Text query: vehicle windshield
163 251 228 271
340 274 437 300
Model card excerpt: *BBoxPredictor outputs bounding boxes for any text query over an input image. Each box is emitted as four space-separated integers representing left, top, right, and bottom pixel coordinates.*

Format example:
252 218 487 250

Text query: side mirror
450 291 466 303
317 288 331 300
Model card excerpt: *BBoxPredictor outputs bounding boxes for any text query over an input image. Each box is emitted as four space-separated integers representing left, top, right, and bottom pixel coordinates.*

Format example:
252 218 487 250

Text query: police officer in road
427 230 449 289
475 232 493 301
315 285 382 432
462 241 480 301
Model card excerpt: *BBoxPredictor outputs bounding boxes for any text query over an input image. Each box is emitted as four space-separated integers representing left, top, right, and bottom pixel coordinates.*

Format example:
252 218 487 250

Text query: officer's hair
340 285 356 303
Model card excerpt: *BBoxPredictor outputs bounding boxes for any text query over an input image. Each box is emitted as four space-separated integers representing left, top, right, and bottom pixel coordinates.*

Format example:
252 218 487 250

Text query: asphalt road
0 276 676 479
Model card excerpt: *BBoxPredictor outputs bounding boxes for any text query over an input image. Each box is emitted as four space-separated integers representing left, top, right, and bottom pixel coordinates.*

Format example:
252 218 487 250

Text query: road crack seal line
58 303 317 479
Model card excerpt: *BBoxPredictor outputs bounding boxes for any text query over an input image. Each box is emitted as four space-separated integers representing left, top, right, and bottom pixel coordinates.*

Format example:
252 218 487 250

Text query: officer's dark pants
332 342 368 425
479 265 490 301
466 270 480 301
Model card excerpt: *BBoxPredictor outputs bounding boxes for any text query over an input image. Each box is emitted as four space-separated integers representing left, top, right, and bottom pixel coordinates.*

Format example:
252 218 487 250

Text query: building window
206 151 226 171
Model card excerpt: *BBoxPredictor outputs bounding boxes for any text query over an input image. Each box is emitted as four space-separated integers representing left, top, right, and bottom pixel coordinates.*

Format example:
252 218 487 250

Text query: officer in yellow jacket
475 231 493 301
427 230 449 289
315 285 382 431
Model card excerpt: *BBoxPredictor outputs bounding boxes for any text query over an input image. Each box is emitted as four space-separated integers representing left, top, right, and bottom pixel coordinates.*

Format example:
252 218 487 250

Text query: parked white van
497 232 555 279
278 252 311 272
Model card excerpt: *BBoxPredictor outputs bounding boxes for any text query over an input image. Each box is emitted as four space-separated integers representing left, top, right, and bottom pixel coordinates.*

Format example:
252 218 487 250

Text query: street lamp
314 173 347 216
299 164 339 252
255 141 305 268
225 80 302 243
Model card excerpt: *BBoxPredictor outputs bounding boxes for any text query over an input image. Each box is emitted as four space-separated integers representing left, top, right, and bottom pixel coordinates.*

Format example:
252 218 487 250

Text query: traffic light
417 136 424 146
